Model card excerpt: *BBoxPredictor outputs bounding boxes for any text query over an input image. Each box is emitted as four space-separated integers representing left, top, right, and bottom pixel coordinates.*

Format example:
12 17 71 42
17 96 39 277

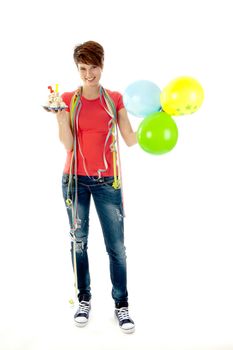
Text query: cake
43 85 68 111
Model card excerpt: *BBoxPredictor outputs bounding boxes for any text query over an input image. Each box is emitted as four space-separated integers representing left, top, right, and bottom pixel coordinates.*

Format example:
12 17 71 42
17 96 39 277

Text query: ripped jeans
62 174 128 305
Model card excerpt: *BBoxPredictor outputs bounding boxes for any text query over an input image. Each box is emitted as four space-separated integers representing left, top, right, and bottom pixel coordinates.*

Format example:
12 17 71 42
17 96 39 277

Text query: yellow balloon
160 76 204 116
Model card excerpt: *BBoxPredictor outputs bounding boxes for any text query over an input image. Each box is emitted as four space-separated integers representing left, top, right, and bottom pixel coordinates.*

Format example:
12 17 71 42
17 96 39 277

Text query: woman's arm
55 110 74 151
117 108 137 147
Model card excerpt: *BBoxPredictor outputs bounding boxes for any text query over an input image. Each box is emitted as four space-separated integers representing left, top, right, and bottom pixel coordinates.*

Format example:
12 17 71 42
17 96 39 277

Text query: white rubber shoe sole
74 316 89 327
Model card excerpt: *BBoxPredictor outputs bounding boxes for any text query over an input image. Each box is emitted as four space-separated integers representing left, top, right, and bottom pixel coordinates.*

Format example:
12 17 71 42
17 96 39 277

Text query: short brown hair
73 41 104 69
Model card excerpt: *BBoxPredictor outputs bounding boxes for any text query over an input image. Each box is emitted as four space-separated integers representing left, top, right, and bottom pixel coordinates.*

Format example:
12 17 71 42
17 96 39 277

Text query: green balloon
137 111 178 155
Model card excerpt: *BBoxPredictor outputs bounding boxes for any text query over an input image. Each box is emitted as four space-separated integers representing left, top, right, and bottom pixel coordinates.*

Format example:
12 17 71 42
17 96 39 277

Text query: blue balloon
123 80 161 118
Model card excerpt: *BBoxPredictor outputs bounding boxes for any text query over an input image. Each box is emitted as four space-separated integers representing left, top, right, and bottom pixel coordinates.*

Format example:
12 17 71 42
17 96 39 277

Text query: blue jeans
62 174 128 306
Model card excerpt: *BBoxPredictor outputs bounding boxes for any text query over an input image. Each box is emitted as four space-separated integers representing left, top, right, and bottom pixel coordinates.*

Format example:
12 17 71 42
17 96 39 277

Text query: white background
0 0 233 349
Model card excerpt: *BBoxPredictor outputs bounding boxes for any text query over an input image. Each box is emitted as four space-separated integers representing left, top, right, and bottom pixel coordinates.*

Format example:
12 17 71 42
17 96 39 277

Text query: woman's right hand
56 109 69 124
50 109 69 125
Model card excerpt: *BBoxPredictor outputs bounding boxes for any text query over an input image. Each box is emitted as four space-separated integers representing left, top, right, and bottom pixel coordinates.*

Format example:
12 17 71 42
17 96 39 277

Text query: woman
55 41 137 333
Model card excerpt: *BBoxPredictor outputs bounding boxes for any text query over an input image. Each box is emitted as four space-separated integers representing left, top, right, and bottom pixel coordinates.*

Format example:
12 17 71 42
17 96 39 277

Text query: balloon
123 80 161 117
160 76 204 116
137 111 178 155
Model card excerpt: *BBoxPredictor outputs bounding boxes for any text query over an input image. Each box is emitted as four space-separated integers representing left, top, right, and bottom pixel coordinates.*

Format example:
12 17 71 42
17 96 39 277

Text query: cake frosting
47 91 67 109
44 85 68 110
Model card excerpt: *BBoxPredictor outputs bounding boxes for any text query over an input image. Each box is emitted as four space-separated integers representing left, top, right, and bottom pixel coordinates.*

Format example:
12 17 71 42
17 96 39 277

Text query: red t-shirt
61 89 124 176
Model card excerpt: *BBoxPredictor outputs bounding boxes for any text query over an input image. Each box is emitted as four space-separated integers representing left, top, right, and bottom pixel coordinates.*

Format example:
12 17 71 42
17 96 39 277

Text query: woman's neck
82 85 101 99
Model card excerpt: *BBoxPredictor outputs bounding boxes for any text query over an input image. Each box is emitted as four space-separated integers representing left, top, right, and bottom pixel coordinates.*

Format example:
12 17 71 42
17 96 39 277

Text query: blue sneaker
74 300 91 327
115 306 135 334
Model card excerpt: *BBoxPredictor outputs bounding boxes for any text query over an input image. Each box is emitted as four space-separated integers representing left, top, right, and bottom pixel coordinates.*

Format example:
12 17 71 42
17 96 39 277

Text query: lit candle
55 84 59 93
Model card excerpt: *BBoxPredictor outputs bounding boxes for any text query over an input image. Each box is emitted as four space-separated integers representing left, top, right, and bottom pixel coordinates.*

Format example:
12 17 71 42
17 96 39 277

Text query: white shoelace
78 301 90 315
116 307 130 321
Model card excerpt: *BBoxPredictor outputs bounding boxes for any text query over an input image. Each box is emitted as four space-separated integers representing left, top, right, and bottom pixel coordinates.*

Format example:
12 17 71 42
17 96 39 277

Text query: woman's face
78 63 102 87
